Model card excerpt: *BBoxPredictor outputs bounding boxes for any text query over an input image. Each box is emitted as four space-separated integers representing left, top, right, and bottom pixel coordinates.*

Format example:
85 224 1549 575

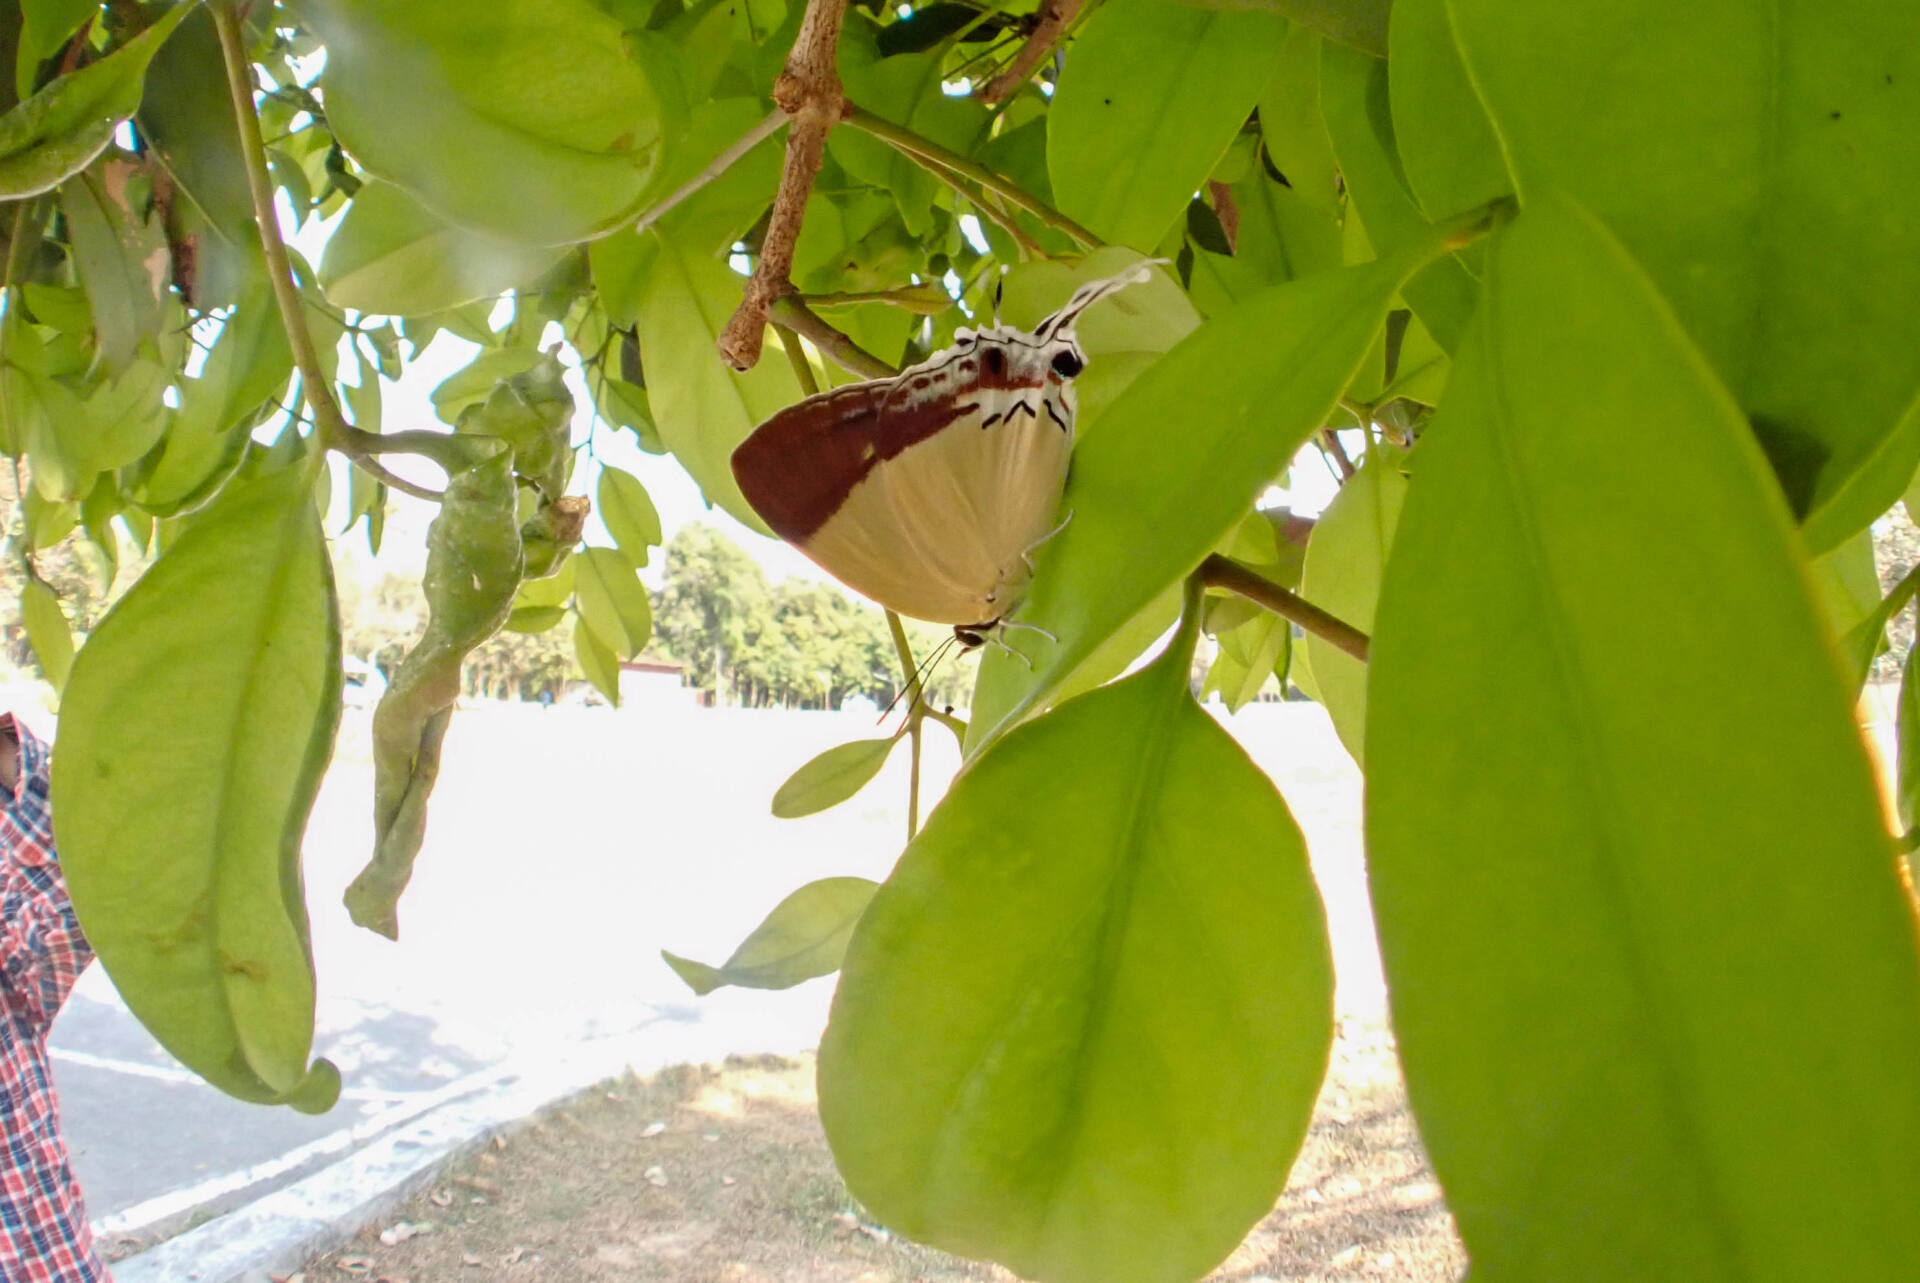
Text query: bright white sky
285 210 1344 590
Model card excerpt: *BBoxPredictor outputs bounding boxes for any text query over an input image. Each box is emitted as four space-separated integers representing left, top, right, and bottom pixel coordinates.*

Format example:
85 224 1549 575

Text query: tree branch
634 108 787 235
1199 554 1370 663
215 2 448 501
717 0 851 371
769 295 897 381
976 0 1084 104
803 283 954 314
844 105 1102 248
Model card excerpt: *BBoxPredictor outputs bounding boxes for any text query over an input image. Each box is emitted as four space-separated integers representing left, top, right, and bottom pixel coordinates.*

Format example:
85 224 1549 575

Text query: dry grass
297 1024 1464 1282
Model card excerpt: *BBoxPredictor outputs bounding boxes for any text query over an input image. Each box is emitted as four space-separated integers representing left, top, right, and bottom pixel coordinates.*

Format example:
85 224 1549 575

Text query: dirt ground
296 1020 1464 1283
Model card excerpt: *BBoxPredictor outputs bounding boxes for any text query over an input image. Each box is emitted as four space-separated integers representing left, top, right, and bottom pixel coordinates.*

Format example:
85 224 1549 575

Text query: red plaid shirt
0 715 107 1282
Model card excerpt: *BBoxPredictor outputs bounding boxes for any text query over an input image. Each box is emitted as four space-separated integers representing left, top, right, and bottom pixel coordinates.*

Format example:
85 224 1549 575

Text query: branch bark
716 0 851 371
1199 554 1370 663
976 0 1084 104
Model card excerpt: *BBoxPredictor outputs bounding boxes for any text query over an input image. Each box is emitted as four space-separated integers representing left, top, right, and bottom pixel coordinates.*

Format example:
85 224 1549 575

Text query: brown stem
1319 427 1356 480
976 0 1084 104
1208 180 1239 253
716 0 851 371
769 295 897 381
1199 554 1370 663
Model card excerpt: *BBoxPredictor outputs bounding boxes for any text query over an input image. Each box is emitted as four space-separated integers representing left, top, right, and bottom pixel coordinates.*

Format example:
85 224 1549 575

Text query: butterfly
730 262 1155 648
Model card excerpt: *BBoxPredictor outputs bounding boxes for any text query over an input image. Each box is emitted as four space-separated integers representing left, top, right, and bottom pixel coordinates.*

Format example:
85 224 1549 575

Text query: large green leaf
595 465 661 568
967 246 1430 754
0 0 192 198
20 577 73 692
663 876 877 995
306 0 668 244
318 180 567 316
632 229 797 535
1048 0 1285 251
60 166 168 373
1442 0 1920 549
1318 40 1480 352
1384 0 1510 223
572 545 652 659
54 462 343 1113
1364 195 1920 1279
1175 0 1389 57
1298 440 1405 763
822 601 1332 1283
17 0 98 100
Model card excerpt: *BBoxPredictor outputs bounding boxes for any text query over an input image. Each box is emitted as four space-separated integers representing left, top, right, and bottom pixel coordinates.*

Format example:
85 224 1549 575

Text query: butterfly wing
731 365 1072 626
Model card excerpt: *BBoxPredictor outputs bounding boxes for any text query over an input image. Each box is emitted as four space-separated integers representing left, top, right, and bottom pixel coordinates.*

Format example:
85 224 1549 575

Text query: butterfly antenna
878 634 959 726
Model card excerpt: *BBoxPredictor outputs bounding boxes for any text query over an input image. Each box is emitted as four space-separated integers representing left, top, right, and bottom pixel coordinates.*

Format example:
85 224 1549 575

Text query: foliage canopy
4 0 1920 1277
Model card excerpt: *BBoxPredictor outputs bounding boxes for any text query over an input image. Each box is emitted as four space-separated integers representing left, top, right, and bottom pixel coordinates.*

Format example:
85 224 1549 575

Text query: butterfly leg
981 631 1036 669
996 618 1058 644
1020 508 1076 574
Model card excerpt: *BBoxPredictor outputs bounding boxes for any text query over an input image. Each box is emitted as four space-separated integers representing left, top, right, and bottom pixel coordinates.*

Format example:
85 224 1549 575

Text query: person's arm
0 715 93 1032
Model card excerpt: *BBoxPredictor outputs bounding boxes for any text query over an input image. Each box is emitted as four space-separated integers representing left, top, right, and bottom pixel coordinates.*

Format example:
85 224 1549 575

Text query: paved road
44 700 1378 1248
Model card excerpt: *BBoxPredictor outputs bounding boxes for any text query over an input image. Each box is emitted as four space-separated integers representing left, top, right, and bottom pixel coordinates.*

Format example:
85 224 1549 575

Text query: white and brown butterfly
731 263 1155 647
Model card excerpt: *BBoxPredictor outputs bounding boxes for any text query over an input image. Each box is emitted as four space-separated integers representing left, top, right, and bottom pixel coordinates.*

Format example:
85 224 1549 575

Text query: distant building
617 657 694 708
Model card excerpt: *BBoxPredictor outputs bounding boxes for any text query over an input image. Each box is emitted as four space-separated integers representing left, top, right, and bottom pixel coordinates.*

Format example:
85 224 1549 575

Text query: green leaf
136 5 261 308
513 556 575 610
503 604 566 634
1837 565 1920 692
632 229 799 535
1364 194 1920 1279
572 545 651 659
1255 22 1341 217
1443 0 1920 549
61 166 169 373
1384 0 1511 225
76 357 170 475
20 577 74 693
1298 441 1406 762
319 180 568 316
429 348 543 427
1203 607 1288 711
1048 0 1285 251
18 0 98 100
572 611 621 704
663 876 877 995
821 610 1332 1283
1898 646 1920 834
1807 528 1881 651
307 0 669 244
967 245 1431 754
770 737 897 819
1172 0 1388 57
596 465 661 568
0 0 192 198
53 462 343 1113
1318 41 1480 352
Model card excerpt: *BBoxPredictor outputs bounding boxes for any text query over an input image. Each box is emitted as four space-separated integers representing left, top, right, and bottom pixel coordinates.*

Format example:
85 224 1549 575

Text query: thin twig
1199 554 1370 663
803 284 954 314
1319 427 1356 480
717 0 851 371
845 105 1101 248
215 2 447 501
769 295 897 381
775 324 820 397
976 0 1084 103
634 109 787 235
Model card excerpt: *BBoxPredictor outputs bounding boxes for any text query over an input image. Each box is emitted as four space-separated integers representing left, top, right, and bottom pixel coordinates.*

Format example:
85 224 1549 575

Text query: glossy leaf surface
770 736 897 819
54 463 342 1113
823 616 1332 1283
1365 195 1920 1279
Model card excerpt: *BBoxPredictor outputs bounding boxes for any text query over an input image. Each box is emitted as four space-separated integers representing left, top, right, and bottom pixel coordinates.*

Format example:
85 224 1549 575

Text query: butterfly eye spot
1051 350 1085 379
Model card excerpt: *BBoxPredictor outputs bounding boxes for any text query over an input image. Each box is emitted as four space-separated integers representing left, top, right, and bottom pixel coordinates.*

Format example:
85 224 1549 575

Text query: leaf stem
775 323 821 396
213 1 445 503
803 284 954 314
885 609 925 840
844 105 1101 248
634 109 788 235
769 295 897 380
1199 554 1370 663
